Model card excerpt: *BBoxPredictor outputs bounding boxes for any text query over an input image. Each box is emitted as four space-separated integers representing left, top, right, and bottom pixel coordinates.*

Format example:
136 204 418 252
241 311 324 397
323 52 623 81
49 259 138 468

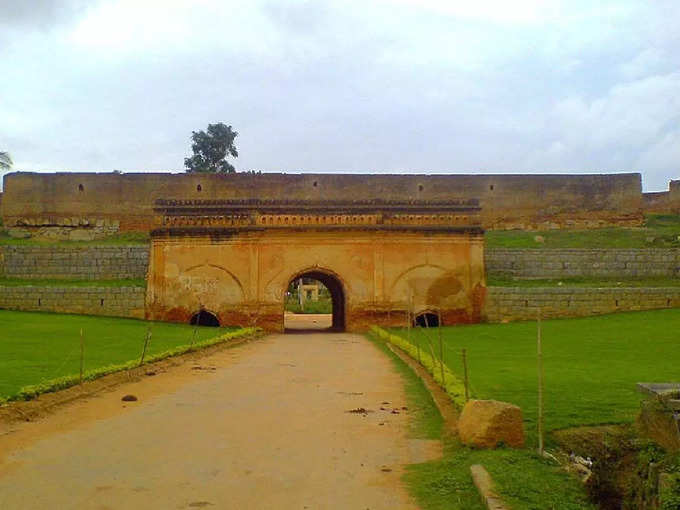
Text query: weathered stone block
458 400 525 449
7 228 31 239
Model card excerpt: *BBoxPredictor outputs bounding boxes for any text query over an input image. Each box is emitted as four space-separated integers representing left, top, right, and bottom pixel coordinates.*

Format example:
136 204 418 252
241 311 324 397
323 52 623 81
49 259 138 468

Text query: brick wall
0 286 145 318
0 245 149 280
484 286 680 322
486 249 680 279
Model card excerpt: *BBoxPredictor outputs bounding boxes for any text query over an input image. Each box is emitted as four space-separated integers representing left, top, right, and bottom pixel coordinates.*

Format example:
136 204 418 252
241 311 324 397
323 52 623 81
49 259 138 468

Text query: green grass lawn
368 332 597 510
0 310 228 399
396 309 680 446
486 214 680 249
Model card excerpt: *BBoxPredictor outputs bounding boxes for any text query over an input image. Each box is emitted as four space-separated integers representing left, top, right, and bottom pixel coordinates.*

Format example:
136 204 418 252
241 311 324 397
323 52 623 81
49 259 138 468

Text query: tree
0 152 12 171
184 123 238 173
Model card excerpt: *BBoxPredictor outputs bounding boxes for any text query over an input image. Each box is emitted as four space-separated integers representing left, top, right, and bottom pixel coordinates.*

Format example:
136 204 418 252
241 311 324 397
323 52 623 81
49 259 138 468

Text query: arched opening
414 311 439 328
189 310 220 327
284 270 346 332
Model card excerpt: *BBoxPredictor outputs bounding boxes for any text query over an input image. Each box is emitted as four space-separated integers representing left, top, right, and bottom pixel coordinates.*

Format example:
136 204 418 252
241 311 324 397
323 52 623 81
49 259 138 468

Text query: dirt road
0 331 439 509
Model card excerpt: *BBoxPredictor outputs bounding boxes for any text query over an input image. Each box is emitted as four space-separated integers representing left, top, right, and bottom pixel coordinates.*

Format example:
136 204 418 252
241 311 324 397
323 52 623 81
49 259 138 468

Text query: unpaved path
0 332 440 509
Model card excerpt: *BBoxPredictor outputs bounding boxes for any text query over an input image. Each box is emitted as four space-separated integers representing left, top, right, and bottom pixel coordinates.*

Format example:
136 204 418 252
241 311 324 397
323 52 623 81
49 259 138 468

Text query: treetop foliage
184 123 238 174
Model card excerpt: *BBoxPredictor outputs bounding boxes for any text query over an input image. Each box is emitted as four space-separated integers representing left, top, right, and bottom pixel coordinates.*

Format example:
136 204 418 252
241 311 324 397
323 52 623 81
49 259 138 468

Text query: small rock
347 407 372 415
121 394 138 402
534 235 545 243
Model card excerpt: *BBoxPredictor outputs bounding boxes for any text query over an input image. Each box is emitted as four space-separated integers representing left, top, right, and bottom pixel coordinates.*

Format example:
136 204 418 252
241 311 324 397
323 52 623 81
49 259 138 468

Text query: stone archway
284 269 346 332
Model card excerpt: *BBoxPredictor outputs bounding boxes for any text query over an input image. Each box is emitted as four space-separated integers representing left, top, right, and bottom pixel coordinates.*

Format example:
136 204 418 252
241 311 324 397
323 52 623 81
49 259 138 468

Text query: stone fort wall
486 248 680 279
0 245 148 280
643 180 680 214
4 245 679 281
1 172 643 233
0 285 145 319
484 286 680 322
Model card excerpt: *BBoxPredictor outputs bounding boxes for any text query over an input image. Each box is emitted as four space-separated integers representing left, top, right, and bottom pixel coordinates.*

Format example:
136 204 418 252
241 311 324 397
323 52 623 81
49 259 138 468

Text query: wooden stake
438 309 445 387
462 348 470 402
537 310 545 456
140 326 152 366
191 326 198 349
79 328 84 385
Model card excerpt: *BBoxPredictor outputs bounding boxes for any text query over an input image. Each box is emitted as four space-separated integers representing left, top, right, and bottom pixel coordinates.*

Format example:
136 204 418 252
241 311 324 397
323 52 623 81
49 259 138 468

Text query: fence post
191 326 198 349
438 309 445 387
537 310 545 455
140 326 152 366
462 348 470 402
79 328 84 385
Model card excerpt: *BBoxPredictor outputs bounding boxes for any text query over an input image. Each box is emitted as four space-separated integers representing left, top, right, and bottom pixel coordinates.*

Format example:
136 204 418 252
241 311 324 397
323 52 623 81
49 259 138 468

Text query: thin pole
462 348 470 402
79 328 84 385
191 326 198 349
438 309 445 386
140 326 152 366
537 310 545 455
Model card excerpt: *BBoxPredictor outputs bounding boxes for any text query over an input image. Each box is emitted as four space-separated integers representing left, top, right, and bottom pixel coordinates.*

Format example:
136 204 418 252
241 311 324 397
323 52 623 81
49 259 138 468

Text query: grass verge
7 327 259 403
0 309 257 401
394 308 680 447
366 330 597 510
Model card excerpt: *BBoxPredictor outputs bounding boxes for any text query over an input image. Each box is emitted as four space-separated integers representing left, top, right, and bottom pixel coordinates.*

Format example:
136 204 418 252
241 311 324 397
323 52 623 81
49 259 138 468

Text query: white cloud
1 0 679 192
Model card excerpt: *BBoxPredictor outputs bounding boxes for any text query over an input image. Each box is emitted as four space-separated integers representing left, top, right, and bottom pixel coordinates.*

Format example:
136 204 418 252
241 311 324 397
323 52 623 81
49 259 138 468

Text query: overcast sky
1 0 679 191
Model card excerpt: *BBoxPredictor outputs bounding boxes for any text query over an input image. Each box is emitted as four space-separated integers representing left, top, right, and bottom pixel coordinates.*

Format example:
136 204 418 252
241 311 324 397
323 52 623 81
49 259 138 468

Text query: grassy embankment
0 230 149 246
0 309 254 401
486 214 680 249
2 214 679 249
368 330 597 510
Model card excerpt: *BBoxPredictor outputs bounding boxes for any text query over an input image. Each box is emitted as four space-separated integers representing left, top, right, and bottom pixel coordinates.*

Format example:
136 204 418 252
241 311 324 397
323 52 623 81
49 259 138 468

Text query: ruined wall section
486 248 680 279
484 286 680 322
643 180 680 214
1 171 643 233
0 285 145 318
0 245 148 280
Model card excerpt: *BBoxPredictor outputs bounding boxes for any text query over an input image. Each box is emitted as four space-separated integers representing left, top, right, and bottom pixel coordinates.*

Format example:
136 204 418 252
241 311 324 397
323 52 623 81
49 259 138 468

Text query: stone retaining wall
486 249 680 279
0 245 148 280
0 286 145 318
484 286 680 322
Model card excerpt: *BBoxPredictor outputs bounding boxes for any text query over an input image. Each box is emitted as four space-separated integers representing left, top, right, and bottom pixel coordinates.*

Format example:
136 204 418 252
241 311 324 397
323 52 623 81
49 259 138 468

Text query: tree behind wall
0 152 12 170
184 123 238 173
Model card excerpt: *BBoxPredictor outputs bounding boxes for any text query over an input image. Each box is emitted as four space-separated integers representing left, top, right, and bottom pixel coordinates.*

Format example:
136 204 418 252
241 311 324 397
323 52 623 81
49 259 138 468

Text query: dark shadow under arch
285 270 346 333
190 310 220 327
414 311 439 328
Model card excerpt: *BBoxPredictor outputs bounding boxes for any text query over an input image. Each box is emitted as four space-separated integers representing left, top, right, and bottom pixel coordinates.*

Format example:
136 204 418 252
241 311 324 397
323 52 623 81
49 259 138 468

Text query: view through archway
284 270 345 332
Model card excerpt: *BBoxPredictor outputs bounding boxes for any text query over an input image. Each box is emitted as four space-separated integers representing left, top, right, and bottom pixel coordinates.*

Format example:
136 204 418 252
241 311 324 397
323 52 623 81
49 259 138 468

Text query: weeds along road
0 331 437 509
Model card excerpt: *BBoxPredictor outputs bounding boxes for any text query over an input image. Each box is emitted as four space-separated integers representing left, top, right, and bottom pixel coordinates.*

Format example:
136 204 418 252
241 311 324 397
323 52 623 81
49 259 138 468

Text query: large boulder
458 400 525 449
